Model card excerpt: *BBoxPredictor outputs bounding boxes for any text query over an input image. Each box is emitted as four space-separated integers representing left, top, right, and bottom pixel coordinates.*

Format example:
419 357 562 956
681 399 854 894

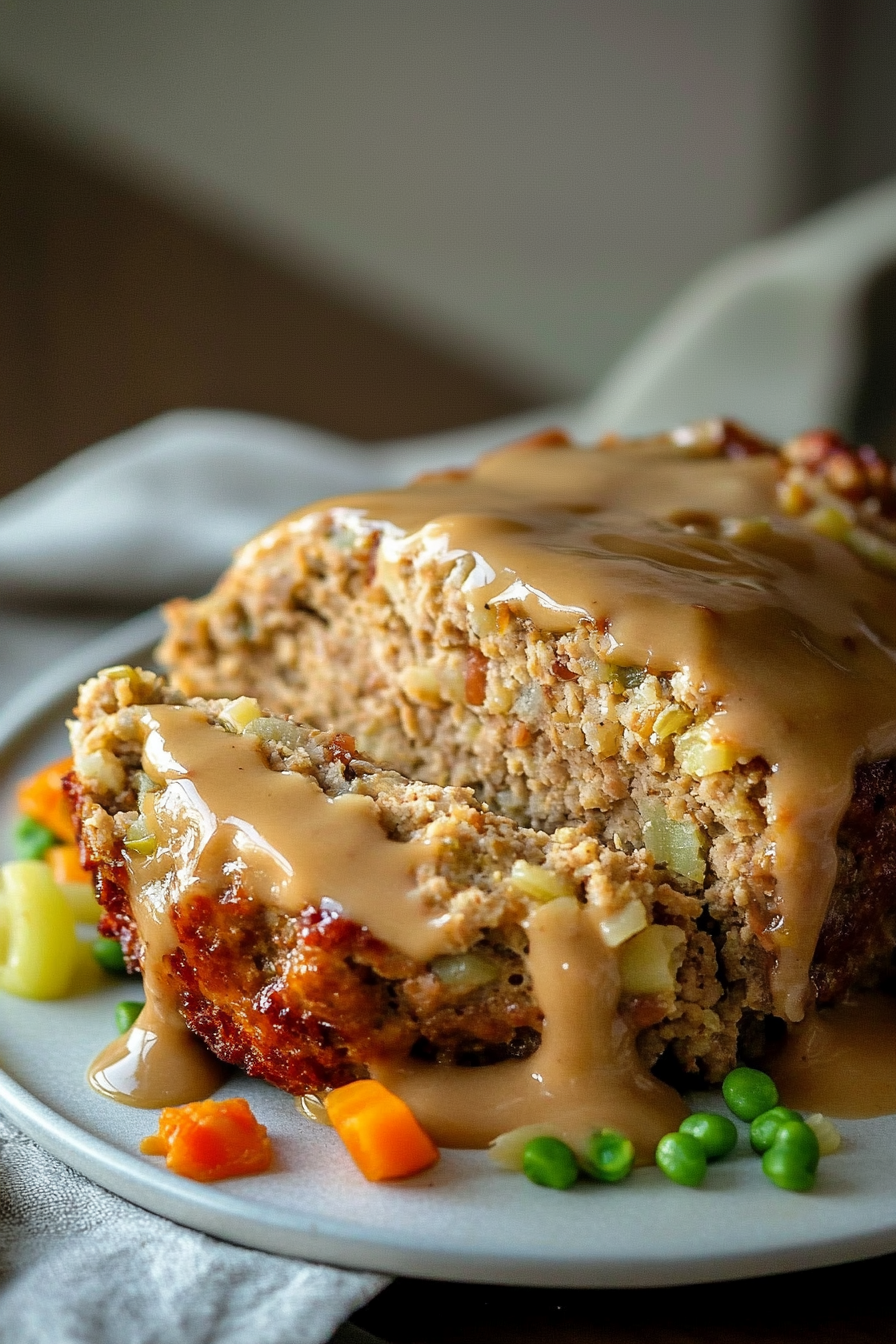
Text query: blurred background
2 0 896 498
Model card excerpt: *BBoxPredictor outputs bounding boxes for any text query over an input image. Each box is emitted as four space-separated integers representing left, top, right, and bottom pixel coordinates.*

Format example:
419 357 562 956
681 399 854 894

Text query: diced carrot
139 1098 272 1182
47 843 91 885
17 757 76 843
324 1079 439 1182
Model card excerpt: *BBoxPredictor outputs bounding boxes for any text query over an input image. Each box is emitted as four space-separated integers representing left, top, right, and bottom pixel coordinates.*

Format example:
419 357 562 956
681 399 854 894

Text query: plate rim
2 611 896 1287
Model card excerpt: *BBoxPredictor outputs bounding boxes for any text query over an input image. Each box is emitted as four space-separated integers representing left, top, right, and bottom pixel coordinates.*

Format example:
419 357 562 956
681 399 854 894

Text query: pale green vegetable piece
619 924 685 994
0 860 78 999
431 951 499 990
675 722 739 778
638 798 706 883
124 817 157 857
133 770 159 803
805 1113 841 1156
508 860 576 903
599 899 647 948
58 881 102 923
489 1125 567 1171
219 696 263 732
98 664 140 683
242 717 303 749
651 705 693 741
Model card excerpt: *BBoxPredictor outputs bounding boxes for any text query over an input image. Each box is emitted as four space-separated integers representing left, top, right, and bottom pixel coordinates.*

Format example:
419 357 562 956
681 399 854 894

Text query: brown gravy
137 704 449 963
88 995 229 1109
767 994 896 1118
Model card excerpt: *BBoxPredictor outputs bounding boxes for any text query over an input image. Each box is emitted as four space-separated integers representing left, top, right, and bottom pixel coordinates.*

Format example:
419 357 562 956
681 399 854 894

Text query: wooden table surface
2 100 894 1344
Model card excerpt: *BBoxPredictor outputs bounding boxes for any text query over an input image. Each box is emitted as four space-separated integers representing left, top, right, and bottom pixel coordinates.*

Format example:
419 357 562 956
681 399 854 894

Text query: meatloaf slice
68 668 738 1097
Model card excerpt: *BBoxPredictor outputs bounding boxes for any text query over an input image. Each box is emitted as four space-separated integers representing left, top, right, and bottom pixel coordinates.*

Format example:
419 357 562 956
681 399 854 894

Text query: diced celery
638 798 706 883
594 662 645 690
219 696 263 732
651 705 693 742
508 860 576 903
242 717 303 749
431 952 499 990
619 924 686 995
599 899 648 949
674 722 739 778
133 770 159 803
98 664 139 683
124 817 157 857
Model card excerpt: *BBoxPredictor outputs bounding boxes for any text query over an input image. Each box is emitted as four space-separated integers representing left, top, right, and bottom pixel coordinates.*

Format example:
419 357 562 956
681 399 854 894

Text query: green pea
750 1106 804 1154
13 816 57 861
722 1066 779 1121
762 1122 820 1192
91 936 127 975
655 1131 707 1187
522 1136 579 1190
679 1112 737 1160
772 1119 819 1172
584 1128 635 1183
114 1000 144 1034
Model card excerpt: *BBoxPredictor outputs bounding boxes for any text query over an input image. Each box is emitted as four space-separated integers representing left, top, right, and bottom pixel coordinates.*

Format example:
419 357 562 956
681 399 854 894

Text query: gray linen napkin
0 1115 384 1344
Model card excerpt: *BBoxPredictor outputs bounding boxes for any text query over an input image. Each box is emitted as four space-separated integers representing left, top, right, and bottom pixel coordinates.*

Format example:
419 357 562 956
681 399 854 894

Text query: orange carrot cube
140 1098 272 1182
17 757 76 842
324 1079 439 1181
47 843 91 885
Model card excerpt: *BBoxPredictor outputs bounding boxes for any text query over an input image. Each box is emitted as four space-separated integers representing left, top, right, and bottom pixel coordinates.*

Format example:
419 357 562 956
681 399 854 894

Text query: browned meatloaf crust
68 670 739 1094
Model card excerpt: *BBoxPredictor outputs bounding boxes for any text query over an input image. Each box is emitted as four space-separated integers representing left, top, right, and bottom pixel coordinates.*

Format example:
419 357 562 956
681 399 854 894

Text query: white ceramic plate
1 610 895 1287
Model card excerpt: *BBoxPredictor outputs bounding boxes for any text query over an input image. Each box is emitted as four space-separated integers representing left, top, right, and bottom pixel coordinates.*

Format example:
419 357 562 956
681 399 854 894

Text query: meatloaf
158 420 896 1035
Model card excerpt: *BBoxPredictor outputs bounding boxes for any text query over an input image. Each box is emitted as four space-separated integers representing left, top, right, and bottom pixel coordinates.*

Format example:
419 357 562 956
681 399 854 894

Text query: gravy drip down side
136 705 446 963
767 994 896 1118
373 896 687 1155
87 881 228 1107
252 437 896 1021
96 705 684 1146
